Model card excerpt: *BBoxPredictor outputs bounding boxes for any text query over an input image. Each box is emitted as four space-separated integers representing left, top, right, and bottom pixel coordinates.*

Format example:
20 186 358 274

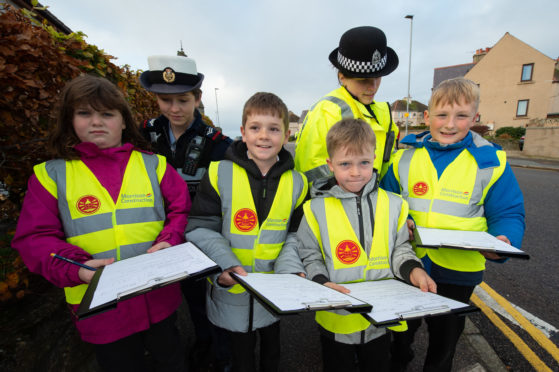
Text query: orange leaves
0 7 162 305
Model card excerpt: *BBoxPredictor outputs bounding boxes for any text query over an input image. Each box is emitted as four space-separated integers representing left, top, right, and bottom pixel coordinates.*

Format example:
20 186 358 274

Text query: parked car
519 136 525 151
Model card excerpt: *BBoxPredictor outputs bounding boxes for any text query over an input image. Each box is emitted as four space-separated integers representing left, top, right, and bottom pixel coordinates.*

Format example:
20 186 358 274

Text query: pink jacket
12 142 191 344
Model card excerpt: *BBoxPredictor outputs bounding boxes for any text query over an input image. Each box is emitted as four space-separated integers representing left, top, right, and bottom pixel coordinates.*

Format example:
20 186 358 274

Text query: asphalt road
470 167 559 371
277 146 559 371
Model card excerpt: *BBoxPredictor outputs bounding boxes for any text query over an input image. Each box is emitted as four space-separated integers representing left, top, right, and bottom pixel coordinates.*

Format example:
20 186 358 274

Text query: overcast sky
44 0 558 137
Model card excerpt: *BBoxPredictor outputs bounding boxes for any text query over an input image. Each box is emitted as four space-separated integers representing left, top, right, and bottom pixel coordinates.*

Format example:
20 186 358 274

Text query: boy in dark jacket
186 92 308 372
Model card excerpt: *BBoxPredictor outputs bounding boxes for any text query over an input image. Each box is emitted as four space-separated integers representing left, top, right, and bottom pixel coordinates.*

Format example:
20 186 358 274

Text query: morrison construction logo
335 240 361 264
120 193 154 204
234 208 257 232
76 195 100 215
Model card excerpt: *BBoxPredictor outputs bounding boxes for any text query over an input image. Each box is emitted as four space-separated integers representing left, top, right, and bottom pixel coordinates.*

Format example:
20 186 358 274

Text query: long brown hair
49 74 149 159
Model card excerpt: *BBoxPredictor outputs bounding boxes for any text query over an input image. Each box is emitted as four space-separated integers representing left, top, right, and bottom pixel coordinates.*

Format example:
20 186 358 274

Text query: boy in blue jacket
381 78 525 372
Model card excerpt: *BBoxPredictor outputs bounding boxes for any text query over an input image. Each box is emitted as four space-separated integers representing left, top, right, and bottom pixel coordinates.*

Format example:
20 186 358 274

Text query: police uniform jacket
141 110 232 193
294 86 398 183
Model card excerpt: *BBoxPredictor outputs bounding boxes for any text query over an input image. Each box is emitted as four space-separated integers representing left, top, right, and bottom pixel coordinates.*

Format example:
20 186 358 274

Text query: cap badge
372 50 382 65
162 67 176 83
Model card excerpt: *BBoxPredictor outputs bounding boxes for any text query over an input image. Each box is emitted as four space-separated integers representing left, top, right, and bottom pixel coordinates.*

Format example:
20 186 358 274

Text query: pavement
506 150 559 171
419 150 558 372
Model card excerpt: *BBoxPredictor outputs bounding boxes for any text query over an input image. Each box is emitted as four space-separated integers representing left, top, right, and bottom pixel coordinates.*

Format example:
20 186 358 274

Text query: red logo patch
335 240 361 264
413 182 429 196
76 195 100 215
234 208 257 232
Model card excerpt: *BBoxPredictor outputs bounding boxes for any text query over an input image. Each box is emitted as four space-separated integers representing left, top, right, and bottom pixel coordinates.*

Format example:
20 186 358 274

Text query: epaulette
200 124 229 143
143 118 162 144
143 118 159 130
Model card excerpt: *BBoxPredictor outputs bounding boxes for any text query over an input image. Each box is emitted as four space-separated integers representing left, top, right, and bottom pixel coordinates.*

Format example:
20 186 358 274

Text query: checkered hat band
337 51 387 73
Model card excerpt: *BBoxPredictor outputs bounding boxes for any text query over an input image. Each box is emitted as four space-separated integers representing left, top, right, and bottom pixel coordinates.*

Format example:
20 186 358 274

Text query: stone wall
523 126 559 158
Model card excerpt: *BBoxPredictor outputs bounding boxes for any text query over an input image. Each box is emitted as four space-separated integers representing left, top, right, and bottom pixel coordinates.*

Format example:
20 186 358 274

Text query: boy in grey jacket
297 118 435 372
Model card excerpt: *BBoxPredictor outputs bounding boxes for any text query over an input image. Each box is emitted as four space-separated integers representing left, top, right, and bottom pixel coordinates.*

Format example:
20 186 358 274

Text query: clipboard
366 303 479 327
413 227 529 259
77 242 220 319
231 273 372 315
343 279 478 327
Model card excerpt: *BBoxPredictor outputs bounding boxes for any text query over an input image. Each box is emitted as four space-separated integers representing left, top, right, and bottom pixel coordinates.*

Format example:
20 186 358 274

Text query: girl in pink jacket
12 75 190 372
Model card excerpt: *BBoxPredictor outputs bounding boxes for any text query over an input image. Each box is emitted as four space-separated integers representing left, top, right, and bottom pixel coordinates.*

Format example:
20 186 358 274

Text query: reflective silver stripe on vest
216 161 303 272
254 170 305 273
310 192 398 283
258 230 288 244
116 207 164 224
322 96 354 119
397 149 415 199
92 250 116 259
45 153 165 240
397 148 492 218
216 161 254 250
140 153 166 221
119 242 153 259
305 164 332 184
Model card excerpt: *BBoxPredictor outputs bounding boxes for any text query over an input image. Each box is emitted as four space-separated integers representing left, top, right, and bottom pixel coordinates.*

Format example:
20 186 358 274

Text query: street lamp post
214 87 220 127
405 14 414 137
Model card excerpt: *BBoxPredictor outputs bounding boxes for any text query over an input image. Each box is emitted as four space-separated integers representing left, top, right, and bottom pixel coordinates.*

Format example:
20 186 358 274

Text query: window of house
521 63 534 82
516 100 529 117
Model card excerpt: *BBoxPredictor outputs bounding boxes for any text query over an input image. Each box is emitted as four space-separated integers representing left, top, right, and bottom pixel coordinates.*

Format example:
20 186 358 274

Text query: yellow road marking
480 282 559 364
471 293 552 372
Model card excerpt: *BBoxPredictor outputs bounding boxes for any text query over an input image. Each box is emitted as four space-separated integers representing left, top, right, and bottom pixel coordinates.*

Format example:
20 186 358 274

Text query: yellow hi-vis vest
208 160 307 294
295 86 398 182
392 145 506 272
303 188 403 335
34 151 167 304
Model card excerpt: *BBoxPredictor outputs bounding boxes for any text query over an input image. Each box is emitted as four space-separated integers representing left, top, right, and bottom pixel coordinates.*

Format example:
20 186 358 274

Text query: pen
50 253 97 271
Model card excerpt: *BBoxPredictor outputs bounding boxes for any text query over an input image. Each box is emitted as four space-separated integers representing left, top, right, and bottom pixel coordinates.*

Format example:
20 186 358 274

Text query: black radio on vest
183 135 206 176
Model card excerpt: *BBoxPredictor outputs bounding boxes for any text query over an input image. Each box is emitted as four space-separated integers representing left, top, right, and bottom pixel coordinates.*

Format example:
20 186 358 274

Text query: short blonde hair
326 118 376 157
429 78 480 112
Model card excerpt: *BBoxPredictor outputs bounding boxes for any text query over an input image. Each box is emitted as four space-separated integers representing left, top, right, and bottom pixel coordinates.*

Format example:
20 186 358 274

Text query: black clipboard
231 273 372 315
363 303 479 327
342 279 479 327
77 243 220 319
413 227 529 260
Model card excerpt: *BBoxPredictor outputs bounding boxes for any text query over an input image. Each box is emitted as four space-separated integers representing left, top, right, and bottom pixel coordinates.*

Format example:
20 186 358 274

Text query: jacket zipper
261 177 267 199
356 197 365 249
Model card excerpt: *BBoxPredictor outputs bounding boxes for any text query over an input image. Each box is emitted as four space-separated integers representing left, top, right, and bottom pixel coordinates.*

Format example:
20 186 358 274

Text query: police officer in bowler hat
295 26 400 183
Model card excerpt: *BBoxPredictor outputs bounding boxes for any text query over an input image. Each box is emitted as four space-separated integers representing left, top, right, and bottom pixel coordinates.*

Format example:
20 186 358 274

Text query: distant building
434 32 559 131
288 111 299 137
391 99 428 127
293 110 309 138
433 63 476 90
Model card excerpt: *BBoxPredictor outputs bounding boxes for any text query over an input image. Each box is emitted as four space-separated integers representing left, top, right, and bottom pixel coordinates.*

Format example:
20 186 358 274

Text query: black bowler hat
329 26 399 78
140 55 204 94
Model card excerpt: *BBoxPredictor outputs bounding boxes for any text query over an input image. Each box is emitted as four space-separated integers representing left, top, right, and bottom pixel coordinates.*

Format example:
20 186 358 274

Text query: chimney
473 47 491 64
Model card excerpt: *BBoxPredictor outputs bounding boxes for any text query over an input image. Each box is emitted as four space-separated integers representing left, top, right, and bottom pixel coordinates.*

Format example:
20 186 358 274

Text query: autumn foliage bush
0 4 213 302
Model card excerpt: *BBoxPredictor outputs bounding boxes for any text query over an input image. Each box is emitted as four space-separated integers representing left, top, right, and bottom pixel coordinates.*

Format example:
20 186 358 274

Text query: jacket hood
311 171 379 200
225 140 294 178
